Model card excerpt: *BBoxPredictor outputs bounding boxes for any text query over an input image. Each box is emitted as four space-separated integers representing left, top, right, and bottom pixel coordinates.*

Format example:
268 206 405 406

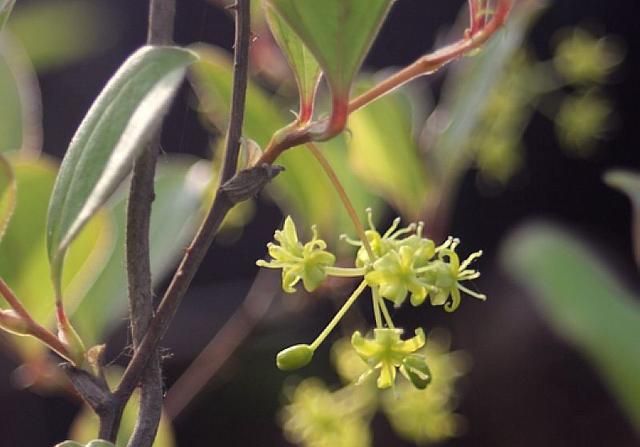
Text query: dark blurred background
1 0 639 446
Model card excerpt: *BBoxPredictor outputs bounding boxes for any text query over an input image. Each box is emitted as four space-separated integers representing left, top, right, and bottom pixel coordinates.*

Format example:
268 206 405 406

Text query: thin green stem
377 293 395 329
310 280 368 351
324 266 367 278
371 289 383 329
305 142 375 260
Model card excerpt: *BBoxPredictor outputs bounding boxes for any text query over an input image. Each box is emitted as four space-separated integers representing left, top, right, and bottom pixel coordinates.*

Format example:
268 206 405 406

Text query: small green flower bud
277 344 314 371
401 354 432 390
0 309 30 336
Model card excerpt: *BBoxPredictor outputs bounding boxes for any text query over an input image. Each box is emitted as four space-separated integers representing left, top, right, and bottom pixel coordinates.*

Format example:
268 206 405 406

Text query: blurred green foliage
503 223 640 431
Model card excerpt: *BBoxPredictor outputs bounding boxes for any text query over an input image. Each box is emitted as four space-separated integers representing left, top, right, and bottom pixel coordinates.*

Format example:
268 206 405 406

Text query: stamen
458 284 487 300
366 208 376 231
340 234 362 246
383 217 401 238
460 250 483 271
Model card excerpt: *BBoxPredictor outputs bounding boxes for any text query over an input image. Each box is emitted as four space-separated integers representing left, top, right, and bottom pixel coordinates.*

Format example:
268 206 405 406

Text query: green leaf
348 81 428 220
0 36 41 154
189 45 381 245
0 156 113 360
46 45 197 292
264 4 321 119
502 223 640 430
8 0 117 72
0 153 16 242
265 0 394 97
604 170 640 267
72 156 207 345
0 0 14 30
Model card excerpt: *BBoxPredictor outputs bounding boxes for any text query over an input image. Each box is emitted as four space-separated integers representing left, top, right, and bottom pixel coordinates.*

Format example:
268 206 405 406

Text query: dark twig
115 0 256 408
122 1 176 446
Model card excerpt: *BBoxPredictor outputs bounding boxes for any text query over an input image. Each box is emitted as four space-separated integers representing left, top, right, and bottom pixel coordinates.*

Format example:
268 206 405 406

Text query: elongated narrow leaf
604 170 640 267
0 0 15 30
264 3 321 119
265 0 394 97
502 223 640 430
0 35 43 155
46 45 197 289
0 153 15 242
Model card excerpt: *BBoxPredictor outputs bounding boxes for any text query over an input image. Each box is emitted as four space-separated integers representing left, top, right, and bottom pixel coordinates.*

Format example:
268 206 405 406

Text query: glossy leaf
265 0 394 97
348 81 428 220
189 45 381 245
502 223 640 430
0 0 14 30
264 3 321 119
46 46 196 291
604 170 640 267
0 153 16 241
0 156 112 359
72 156 207 345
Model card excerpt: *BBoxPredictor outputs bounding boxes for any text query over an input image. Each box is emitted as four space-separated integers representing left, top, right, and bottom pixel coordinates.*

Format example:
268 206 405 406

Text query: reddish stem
0 278 73 362
256 0 512 166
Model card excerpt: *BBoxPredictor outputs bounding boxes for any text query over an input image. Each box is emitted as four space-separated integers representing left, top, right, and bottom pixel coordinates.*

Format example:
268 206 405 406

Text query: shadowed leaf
503 223 640 430
264 4 321 119
604 170 640 268
265 0 394 97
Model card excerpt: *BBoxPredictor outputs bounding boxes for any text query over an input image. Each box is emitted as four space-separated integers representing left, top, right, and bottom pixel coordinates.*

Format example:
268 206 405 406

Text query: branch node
221 164 284 204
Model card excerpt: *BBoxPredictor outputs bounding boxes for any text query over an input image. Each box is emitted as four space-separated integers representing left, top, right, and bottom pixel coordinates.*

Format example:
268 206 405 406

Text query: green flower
419 238 486 311
554 29 623 85
257 216 336 293
351 328 428 389
365 245 430 307
281 379 372 447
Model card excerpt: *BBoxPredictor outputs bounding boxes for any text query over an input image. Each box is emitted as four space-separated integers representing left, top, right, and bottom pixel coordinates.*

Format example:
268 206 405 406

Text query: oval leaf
265 0 395 97
46 45 197 289
264 3 321 120
0 153 16 242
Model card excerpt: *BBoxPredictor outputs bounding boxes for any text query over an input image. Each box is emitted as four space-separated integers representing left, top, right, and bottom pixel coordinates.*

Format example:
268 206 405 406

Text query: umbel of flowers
257 209 485 390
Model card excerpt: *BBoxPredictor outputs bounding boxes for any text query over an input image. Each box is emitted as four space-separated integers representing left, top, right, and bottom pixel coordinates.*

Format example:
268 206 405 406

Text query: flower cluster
257 212 485 390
